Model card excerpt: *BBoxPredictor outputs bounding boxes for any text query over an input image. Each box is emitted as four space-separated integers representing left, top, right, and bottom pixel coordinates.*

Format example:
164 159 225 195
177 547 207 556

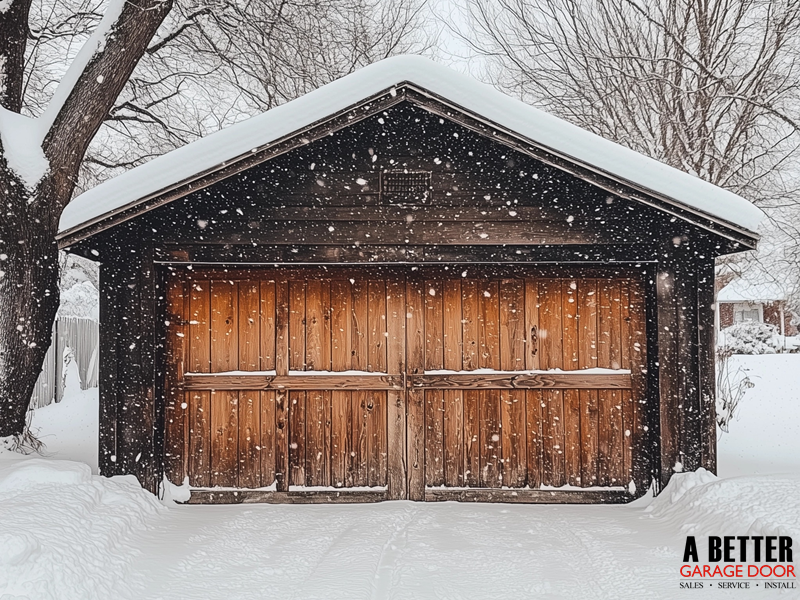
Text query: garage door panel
479 389 502 487
580 389 599 486
443 390 463 486
259 281 277 371
237 391 260 488
425 390 444 486
525 390 543 488
210 389 238 487
499 279 525 371
168 269 647 498
500 389 527 487
368 281 388 373
330 390 350 487
463 390 480 487
210 281 238 372
238 281 260 371
188 390 211 487
259 390 276 486
540 389 565 487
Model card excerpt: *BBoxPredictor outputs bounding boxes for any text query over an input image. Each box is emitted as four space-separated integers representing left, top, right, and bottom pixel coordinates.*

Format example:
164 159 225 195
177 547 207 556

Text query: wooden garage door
406 275 647 501
164 269 646 501
164 270 406 496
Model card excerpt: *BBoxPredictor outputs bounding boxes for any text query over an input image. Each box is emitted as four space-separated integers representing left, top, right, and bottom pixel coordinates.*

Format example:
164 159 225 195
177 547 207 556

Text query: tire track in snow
369 506 421 600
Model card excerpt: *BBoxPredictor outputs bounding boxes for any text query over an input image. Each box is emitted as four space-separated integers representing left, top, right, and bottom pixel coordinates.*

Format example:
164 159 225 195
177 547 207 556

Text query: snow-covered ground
1 355 799 599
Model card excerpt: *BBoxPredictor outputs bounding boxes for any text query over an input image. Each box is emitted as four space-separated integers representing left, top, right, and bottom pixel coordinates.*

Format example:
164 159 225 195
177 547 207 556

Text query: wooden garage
57 56 762 503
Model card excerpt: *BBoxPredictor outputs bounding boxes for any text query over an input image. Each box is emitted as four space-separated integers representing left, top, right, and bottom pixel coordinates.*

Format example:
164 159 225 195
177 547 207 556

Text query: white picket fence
29 317 99 409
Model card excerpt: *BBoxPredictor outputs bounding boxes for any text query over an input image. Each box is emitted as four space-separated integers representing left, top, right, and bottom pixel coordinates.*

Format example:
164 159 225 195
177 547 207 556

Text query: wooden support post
697 258 717 474
656 262 679 489
98 261 121 477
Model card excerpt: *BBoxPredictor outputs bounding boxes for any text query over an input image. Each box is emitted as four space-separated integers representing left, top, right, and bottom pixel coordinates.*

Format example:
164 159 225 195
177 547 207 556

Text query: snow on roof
58 55 765 237
718 279 789 303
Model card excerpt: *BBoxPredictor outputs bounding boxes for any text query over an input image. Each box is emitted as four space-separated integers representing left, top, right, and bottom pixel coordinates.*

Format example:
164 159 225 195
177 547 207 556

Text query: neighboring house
717 278 796 337
57 56 763 504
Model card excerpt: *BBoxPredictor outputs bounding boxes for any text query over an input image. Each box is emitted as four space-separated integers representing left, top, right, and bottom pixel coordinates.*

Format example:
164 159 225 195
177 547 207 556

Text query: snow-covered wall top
58 55 765 237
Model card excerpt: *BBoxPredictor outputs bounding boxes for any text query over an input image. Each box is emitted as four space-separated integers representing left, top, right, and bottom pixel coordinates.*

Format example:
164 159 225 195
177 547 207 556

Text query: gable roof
58 55 764 245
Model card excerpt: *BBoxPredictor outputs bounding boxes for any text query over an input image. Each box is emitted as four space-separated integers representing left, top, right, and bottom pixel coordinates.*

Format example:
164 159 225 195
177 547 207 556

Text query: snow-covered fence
29 317 99 409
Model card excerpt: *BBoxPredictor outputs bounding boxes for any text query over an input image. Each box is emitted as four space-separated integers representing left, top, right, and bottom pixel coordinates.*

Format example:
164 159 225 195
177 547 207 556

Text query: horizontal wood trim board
424 488 633 504
183 373 403 391
409 373 632 390
185 489 632 504
187 490 388 504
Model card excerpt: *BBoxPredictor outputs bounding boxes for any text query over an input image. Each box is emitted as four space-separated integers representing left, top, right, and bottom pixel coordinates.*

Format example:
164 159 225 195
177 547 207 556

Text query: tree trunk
0 177 60 437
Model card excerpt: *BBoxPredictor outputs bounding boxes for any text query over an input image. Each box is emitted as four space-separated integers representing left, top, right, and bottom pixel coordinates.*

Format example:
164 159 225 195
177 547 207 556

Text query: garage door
164 268 647 501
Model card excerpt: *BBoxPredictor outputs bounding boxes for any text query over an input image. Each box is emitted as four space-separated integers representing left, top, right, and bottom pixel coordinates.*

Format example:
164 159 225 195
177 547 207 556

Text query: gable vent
381 170 431 201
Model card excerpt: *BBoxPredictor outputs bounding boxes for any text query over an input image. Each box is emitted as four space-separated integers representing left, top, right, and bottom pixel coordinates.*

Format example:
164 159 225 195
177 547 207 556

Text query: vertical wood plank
463 390 480 487
238 281 260 371
386 278 406 498
425 280 444 371
371 391 388 487
238 391 260 488
351 279 368 371
526 390 542 488
443 280 463 372
461 280 479 370
259 280 276 371
210 390 238 487
210 280 238 487
188 280 211 373
305 390 328 486
479 280 500 370
480 390 502 487
164 278 187 484
330 279 353 489
425 390 445 486
500 279 526 371
351 391 368 486
289 280 306 371
524 279 540 371
289 390 306 486
538 278 565 487
562 279 581 486
260 391 276 486
330 391 350 487
406 277 426 500
210 280 238 371
188 391 211 487
237 280 260 488
330 280 352 371
578 279 599 487
368 280 388 373
500 390 526 487
443 390 464 486
305 280 325 371
274 280 289 491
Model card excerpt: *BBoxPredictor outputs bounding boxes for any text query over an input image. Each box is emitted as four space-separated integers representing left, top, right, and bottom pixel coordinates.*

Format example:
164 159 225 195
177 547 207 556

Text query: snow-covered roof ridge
718 278 790 303
58 55 765 238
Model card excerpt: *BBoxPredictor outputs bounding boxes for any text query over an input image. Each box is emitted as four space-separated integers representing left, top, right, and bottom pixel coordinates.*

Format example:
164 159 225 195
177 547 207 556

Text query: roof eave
58 82 760 252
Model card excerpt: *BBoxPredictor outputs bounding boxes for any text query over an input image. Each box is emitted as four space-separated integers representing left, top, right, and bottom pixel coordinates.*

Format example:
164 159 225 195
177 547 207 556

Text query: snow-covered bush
716 348 754 433
719 321 783 355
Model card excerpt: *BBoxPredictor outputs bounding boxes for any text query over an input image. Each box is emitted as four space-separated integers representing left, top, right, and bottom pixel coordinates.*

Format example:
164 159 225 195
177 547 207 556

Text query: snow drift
0 459 164 599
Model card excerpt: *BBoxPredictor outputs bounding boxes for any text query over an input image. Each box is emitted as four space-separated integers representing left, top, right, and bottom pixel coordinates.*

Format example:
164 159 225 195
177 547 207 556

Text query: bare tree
461 0 800 198
0 0 173 437
81 0 433 190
